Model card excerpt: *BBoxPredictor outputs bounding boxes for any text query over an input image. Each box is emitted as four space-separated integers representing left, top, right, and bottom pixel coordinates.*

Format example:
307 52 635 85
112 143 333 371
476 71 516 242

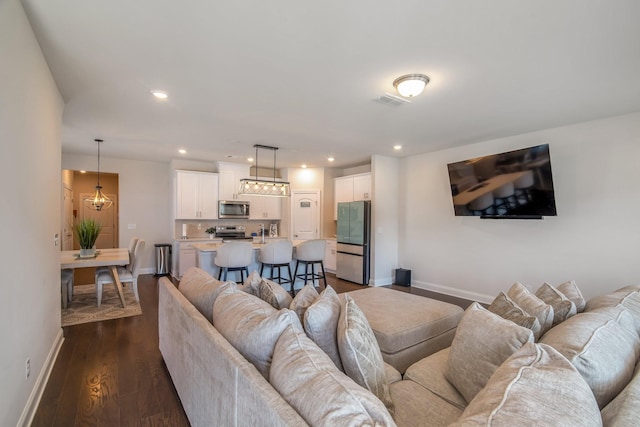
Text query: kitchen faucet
258 223 265 243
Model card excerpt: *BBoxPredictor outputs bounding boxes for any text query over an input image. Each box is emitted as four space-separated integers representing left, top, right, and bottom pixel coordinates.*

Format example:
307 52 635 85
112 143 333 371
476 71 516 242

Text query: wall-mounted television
446 144 557 219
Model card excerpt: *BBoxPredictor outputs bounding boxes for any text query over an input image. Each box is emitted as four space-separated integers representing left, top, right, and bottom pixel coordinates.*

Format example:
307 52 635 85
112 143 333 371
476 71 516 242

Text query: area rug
61 284 142 327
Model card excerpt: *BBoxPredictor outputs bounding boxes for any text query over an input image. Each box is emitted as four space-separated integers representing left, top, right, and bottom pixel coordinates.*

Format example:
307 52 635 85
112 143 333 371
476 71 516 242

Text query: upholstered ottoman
346 287 464 374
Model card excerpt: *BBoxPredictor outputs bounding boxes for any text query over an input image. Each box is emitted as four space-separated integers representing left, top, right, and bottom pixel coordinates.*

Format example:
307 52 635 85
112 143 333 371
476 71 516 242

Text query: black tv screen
446 144 557 218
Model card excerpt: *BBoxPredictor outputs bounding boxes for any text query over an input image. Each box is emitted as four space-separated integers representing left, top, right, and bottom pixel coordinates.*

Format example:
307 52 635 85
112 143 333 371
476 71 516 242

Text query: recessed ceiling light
301 164 307 169
328 157 335 162
79 170 86 174
178 149 187 154
393 145 402 150
151 90 168 100
247 157 254 162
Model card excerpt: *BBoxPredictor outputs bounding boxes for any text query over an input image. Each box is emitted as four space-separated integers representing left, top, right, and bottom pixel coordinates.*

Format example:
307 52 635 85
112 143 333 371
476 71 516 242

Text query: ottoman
347 287 464 373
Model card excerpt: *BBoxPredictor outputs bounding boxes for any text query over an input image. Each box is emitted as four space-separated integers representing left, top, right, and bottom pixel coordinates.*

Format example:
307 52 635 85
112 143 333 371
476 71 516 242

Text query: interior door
80 193 117 249
292 191 320 240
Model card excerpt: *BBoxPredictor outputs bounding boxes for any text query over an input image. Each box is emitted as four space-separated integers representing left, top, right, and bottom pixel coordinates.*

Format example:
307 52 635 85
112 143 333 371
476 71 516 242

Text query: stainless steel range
215 225 253 241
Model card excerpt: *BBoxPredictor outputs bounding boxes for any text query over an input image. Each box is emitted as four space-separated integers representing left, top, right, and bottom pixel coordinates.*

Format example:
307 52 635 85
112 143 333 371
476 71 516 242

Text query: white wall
400 112 640 302
371 155 400 285
0 0 65 424
62 154 172 273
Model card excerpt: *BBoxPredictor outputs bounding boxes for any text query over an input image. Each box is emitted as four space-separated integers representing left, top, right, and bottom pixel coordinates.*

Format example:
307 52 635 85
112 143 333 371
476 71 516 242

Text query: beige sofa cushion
289 283 319 322
488 292 541 340
178 267 231 322
258 278 293 310
585 287 640 333
507 282 554 335
337 294 394 414
540 306 640 408
404 347 466 410
535 282 577 326
445 302 534 403
270 324 396 426
601 362 640 427
389 380 463 427
303 285 343 370
213 286 301 379
557 280 586 312
449 343 602 427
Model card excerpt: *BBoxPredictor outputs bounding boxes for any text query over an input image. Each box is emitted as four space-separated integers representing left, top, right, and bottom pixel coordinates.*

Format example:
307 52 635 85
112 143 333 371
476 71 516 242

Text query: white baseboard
411 280 494 305
18 328 64 427
140 267 156 275
370 276 393 286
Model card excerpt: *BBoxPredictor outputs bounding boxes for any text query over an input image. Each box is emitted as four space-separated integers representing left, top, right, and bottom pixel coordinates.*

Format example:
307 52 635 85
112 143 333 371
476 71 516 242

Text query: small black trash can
154 243 172 276
395 268 411 287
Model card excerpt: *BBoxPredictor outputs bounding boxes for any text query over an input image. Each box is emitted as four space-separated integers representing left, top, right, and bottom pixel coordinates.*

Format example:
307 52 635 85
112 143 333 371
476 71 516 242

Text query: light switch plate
127 224 136 229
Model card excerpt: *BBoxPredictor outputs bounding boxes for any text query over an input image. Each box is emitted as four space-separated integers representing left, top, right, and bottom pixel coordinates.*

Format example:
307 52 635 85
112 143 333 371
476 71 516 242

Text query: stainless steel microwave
218 200 250 219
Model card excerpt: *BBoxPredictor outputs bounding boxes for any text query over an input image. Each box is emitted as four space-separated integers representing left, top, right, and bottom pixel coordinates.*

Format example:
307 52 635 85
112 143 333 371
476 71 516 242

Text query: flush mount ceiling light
84 139 113 211
393 74 430 98
151 90 168 99
238 144 291 197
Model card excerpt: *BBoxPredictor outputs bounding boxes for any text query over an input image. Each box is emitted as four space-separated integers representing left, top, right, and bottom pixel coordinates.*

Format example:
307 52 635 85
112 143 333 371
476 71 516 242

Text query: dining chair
61 268 74 308
214 241 253 283
95 239 146 306
96 236 139 277
259 240 294 295
293 239 327 291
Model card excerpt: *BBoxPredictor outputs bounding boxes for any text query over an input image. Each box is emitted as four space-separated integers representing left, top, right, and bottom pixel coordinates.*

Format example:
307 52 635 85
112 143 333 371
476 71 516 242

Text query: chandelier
84 139 113 211
238 144 291 197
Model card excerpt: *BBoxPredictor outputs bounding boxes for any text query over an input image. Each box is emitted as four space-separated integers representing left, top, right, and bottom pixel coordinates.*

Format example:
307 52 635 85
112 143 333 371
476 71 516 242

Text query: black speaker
395 268 411 287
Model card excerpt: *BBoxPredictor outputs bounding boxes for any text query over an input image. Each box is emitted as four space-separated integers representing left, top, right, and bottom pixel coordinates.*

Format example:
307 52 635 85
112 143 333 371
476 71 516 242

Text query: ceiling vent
373 93 411 106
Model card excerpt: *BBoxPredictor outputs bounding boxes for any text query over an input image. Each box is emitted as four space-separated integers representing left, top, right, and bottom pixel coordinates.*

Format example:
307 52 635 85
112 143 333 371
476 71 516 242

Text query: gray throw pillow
507 282 554 335
557 280 586 313
270 324 395 426
303 285 343 370
258 278 293 310
445 302 534 404
178 267 231 322
488 292 542 340
289 283 319 322
212 286 302 379
449 343 602 427
337 295 394 414
535 282 577 326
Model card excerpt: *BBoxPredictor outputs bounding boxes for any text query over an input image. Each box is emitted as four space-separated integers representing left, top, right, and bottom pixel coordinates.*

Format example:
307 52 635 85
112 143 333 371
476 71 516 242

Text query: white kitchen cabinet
175 170 219 219
324 239 337 272
173 241 197 279
218 162 250 201
333 172 371 219
248 195 282 219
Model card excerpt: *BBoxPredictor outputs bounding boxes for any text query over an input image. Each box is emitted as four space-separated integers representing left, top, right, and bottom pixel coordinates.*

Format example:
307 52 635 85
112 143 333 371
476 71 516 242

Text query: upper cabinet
248 195 282 220
333 172 371 219
218 162 250 201
175 170 219 219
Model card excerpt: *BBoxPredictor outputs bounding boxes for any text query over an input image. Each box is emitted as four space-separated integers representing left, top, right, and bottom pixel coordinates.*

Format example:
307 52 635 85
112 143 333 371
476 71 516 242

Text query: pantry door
291 190 320 240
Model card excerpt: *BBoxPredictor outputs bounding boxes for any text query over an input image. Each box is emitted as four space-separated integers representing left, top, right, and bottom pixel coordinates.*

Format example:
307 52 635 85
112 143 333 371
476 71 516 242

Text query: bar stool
294 239 327 291
61 268 74 308
259 240 294 296
468 192 495 216
215 241 253 283
514 170 535 205
493 182 517 215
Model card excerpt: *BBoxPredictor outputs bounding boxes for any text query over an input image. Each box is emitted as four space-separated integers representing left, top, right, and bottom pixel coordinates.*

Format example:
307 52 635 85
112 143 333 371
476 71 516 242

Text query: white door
80 193 117 249
292 190 320 240
62 187 74 250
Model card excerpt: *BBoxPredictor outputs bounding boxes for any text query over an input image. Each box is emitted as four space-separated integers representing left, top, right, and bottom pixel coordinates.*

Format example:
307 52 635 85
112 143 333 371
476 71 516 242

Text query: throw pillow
270 324 395 426
535 282 577 326
239 270 262 295
258 278 293 310
557 280 586 312
449 343 602 427
488 292 542 340
337 295 394 414
303 285 343 370
445 302 534 404
507 282 554 335
289 283 319 322
539 306 640 408
212 285 302 379
178 267 231 322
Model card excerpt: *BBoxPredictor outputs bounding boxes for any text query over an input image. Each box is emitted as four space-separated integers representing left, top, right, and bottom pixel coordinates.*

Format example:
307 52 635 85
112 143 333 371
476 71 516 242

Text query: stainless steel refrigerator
336 200 371 285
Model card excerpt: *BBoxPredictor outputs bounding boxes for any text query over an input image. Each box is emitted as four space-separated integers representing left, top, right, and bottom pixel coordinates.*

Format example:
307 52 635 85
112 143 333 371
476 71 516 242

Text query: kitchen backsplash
176 219 280 239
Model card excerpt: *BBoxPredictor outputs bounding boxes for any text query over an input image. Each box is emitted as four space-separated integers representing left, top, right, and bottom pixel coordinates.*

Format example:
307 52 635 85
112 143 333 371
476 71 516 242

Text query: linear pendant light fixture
83 138 113 211
238 144 290 197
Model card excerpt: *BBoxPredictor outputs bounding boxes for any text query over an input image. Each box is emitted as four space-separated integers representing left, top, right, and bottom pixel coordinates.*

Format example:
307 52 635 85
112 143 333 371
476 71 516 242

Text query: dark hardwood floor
33 273 473 426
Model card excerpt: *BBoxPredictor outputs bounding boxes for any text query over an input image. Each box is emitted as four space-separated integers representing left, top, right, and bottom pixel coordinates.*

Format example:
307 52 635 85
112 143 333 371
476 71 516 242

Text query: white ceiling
21 0 640 169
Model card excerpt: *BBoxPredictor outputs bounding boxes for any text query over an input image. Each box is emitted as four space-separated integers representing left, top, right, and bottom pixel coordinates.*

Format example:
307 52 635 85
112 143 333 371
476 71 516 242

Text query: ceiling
22 0 640 169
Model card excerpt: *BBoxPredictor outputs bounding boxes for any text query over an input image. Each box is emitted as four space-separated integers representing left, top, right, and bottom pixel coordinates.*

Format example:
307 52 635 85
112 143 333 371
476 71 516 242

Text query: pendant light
84 138 113 211
238 144 291 197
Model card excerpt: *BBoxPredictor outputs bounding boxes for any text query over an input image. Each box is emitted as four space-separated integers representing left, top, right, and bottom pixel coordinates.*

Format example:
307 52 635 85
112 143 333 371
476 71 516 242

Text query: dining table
60 248 130 307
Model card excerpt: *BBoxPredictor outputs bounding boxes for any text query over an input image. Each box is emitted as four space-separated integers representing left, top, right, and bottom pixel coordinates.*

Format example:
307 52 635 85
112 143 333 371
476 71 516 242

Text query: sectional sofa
158 269 640 426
